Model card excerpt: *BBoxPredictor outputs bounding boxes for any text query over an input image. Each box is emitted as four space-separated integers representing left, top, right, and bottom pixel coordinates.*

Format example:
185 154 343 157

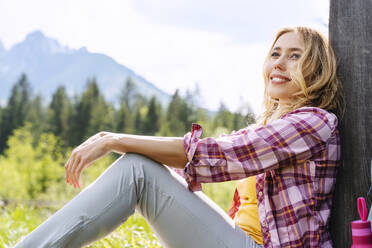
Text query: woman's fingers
64 132 110 188
67 150 78 185
65 150 80 188
74 157 85 188
64 154 73 184
77 161 91 188
66 150 89 188
71 155 81 188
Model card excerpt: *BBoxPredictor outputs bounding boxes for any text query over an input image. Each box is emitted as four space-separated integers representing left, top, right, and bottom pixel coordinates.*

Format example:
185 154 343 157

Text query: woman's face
263 31 305 106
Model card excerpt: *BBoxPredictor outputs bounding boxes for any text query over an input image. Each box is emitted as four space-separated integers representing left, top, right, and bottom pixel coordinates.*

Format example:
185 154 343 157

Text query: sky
0 0 329 114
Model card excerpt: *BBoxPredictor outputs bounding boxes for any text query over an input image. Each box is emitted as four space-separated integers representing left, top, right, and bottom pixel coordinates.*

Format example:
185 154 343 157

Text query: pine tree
0 74 32 153
0 105 2 134
47 86 71 145
116 102 131 133
213 102 233 130
166 90 185 136
26 95 47 145
88 94 115 136
165 90 195 136
116 78 140 134
120 78 136 111
142 96 161 135
231 112 255 131
134 108 142 134
69 79 99 146
69 78 115 146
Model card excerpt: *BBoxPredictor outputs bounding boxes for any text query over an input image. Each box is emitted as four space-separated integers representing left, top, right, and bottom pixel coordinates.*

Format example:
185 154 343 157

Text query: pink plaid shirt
182 107 340 248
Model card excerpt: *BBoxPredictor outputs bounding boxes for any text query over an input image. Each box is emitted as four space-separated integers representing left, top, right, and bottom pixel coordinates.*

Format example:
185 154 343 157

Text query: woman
14 26 344 248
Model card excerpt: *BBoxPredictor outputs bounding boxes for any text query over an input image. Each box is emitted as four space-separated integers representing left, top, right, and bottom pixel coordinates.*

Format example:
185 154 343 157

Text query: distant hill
0 31 171 106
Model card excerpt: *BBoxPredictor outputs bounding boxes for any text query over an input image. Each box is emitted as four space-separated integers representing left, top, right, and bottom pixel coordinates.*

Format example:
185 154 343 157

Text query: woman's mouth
270 75 291 84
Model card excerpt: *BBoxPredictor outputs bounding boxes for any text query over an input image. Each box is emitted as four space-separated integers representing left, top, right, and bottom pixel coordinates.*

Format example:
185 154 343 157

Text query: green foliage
26 95 48 146
133 107 143 134
0 182 236 248
70 79 99 145
0 73 256 153
214 102 233 130
213 102 256 137
164 90 195 136
85 213 163 248
202 181 236 212
0 124 65 200
47 86 71 146
0 205 50 248
142 96 161 135
0 74 33 153
0 205 162 248
0 73 258 247
0 124 116 203
120 78 136 111
0 122 237 247
116 102 132 133
69 79 115 146
0 106 2 131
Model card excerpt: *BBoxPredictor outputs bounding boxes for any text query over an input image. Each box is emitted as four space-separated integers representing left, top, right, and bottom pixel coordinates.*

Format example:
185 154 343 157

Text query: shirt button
258 191 263 197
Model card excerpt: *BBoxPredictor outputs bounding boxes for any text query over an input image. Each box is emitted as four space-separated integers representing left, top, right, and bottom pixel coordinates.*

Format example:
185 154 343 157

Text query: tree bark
329 0 372 247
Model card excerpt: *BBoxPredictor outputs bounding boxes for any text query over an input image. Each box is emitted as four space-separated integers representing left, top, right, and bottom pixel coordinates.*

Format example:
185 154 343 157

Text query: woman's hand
65 131 187 188
65 131 114 188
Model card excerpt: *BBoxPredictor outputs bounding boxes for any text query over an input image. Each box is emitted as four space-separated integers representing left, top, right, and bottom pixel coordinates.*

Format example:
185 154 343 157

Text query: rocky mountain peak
10 30 70 57
25 30 45 42
0 31 171 107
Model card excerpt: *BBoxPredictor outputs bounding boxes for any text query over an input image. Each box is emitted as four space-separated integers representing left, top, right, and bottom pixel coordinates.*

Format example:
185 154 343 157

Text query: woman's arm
107 133 188 168
182 108 338 191
64 132 188 189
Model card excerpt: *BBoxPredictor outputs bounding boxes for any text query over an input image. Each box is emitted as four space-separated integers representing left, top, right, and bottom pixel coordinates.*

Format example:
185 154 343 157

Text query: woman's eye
290 53 301 59
271 52 280 57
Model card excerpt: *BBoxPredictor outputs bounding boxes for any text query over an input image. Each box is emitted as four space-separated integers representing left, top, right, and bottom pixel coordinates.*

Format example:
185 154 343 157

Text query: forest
0 74 256 247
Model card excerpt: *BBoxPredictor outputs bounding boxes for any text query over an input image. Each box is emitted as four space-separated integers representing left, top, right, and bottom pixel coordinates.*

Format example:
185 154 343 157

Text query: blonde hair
258 27 345 125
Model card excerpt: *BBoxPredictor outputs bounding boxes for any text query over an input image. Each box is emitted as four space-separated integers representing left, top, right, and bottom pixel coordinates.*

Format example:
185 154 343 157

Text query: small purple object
351 197 372 247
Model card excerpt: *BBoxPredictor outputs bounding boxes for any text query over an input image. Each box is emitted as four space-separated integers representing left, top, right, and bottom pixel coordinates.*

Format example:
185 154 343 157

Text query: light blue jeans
14 153 263 248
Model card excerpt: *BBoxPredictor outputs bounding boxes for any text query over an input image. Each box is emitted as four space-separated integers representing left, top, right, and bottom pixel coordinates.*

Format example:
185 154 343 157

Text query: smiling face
263 31 305 106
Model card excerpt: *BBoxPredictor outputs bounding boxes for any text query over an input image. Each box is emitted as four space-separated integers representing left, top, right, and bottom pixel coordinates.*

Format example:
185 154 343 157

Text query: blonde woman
14 27 344 248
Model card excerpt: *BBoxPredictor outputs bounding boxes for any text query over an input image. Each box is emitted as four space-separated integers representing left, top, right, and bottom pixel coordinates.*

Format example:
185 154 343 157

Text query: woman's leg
14 153 262 248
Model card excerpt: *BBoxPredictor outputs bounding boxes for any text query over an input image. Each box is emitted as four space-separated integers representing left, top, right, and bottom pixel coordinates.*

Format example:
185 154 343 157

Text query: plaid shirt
182 107 340 248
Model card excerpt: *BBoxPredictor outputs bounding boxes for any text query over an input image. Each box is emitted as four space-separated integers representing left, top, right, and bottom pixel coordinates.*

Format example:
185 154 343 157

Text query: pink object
351 197 372 248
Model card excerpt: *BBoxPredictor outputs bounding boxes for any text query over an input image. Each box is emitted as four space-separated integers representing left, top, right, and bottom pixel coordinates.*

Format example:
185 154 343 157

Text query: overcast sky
0 0 329 114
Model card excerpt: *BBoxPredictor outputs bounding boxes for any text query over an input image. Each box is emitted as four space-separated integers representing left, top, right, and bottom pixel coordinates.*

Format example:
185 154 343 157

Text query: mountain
0 31 171 106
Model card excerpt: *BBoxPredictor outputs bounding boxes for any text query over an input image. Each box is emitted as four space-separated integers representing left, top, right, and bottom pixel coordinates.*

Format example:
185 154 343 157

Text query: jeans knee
116 153 161 177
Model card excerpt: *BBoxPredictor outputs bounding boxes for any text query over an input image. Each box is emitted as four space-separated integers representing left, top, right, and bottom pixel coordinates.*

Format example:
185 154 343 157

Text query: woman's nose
273 56 286 71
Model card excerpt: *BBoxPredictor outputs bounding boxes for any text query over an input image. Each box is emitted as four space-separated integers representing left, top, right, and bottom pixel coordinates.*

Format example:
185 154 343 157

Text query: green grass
1 205 51 248
1 181 236 248
0 205 162 248
0 125 239 247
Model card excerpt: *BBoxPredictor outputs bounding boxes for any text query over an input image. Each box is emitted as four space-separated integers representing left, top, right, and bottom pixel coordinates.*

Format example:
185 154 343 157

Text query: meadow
0 125 236 248
1 183 235 248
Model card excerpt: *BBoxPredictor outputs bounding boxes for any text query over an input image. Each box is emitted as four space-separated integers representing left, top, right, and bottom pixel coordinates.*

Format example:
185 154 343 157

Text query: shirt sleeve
182 107 338 191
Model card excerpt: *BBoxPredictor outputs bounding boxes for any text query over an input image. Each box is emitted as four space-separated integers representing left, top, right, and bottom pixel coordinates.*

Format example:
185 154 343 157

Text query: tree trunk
329 0 372 247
